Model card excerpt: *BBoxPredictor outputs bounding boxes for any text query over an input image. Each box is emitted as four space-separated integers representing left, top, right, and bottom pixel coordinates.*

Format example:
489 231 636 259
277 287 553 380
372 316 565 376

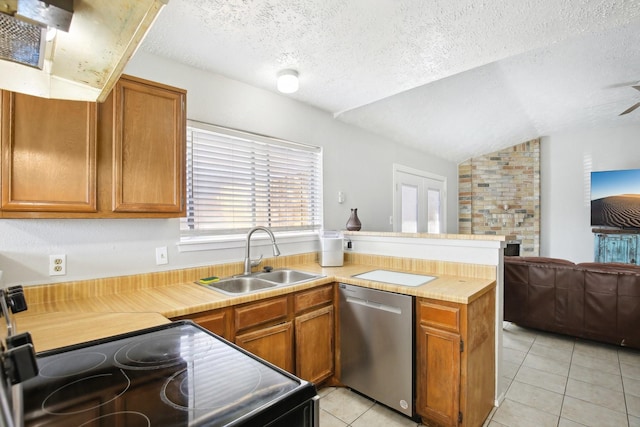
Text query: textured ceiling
141 0 640 162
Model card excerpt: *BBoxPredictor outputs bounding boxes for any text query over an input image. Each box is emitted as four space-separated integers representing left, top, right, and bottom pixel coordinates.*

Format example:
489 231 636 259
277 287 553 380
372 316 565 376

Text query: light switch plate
155 247 168 265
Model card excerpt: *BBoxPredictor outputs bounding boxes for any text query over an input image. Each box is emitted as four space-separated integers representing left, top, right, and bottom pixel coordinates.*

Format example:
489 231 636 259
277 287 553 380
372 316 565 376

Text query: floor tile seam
503 344 533 352
530 340 575 352
570 350 622 366
562 392 629 416
624 386 640 399
503 334 536 345
517 363 570 383
568 358 622 376
567 376 626 397
558 396 627 427
349 403 375 426
623 380 640 419
508 378 565 398
320 408 351 426
621 362 640 377
501 394 563 419
571 358 622 376
528 344 575 363
523 354 572 376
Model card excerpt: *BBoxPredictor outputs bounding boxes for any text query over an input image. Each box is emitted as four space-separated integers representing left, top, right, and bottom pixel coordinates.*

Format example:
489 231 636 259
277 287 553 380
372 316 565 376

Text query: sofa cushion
506 257 576 266
577 262 640 274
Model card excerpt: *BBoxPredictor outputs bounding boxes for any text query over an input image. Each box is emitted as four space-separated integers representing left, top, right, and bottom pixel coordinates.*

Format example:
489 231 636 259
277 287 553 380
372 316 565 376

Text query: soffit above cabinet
0 0 168 102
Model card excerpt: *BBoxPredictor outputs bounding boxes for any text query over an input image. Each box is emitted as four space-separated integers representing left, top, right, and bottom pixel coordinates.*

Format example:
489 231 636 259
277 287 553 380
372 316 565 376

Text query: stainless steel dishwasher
339 283 414 417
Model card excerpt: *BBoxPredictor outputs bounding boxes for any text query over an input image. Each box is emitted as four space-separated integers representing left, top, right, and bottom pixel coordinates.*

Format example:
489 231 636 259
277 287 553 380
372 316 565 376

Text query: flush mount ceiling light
277 69 299 94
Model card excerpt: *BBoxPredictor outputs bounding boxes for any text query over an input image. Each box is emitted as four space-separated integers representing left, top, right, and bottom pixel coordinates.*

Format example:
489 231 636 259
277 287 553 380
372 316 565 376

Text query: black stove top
22 321 316 426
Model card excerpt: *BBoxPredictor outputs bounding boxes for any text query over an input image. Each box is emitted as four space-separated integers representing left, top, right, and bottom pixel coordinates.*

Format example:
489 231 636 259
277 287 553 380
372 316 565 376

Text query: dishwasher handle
345 296 402 314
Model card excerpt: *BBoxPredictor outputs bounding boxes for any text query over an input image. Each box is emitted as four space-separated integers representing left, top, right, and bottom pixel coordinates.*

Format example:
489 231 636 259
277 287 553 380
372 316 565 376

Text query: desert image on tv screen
591 169 640 229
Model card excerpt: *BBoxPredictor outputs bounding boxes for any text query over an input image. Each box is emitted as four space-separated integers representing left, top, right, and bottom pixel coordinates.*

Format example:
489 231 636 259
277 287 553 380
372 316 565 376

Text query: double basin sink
205 269 324 295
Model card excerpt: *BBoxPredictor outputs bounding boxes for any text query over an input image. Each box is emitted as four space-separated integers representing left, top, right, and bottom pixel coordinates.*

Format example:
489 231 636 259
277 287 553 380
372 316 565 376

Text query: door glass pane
427 189 440 233
401 184 418 233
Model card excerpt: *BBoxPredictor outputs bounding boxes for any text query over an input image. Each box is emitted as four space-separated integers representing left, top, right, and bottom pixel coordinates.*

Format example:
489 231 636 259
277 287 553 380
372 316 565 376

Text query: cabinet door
235 322 294 373
597 234 638 264
416 325 461 427
112 76 185 213
1 91 97 212
295 305 334 384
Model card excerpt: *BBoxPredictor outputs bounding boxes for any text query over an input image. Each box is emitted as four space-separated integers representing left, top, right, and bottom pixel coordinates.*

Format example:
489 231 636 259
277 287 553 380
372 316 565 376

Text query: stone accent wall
458 139 540 255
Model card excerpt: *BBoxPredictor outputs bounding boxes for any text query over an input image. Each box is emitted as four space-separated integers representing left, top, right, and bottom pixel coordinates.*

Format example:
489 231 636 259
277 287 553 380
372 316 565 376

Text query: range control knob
5 343 38 384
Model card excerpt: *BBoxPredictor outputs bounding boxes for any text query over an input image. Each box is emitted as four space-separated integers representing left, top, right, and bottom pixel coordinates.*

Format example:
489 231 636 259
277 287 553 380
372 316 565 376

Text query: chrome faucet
243 226 281 275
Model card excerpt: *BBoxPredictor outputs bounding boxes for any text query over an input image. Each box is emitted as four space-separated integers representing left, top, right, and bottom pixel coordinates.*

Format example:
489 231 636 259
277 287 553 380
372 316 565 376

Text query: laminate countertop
16 262 496 352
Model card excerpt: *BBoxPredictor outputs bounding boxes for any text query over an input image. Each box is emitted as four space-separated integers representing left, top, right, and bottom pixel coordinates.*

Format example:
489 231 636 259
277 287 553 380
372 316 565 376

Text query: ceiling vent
0 0 73 69
0 0 168 102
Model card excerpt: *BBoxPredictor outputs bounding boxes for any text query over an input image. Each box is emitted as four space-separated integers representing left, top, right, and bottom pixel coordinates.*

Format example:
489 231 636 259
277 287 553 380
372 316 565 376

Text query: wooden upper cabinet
1 91 97 213
111 75 186 213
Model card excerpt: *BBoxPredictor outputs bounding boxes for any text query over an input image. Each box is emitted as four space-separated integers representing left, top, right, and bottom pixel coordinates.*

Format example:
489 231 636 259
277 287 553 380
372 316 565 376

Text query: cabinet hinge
460 340 464 352
459 411 463 423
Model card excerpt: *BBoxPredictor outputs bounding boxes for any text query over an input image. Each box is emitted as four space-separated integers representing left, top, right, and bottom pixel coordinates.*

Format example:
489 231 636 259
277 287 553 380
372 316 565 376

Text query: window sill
177 230 320 253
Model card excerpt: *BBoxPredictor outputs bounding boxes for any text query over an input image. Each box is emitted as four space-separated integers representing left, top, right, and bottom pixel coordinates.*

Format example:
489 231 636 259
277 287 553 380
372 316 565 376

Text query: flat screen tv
591 168 640 229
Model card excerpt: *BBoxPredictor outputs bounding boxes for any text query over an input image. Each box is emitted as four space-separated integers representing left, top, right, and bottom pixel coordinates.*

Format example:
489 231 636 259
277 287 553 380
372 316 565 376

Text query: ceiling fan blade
633 85 640 92
620 102 640 116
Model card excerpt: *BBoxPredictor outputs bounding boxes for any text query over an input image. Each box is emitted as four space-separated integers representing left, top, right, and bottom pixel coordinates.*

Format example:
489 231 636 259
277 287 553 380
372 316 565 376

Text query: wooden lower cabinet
416 288 495 427
295 305 334 384
235 321 294 372
417 325 461 426
173 285 336 383
175 307 232 340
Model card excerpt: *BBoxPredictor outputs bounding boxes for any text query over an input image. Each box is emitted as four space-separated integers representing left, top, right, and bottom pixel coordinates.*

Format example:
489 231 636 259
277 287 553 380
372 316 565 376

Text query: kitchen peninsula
15 232 506 427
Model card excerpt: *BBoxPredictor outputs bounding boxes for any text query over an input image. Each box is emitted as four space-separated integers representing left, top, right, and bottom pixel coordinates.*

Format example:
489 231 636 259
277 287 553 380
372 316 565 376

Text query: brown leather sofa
504 257 640 349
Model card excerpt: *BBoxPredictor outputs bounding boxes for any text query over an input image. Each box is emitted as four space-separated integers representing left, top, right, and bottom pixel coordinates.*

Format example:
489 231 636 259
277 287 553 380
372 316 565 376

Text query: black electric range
20 321 318 426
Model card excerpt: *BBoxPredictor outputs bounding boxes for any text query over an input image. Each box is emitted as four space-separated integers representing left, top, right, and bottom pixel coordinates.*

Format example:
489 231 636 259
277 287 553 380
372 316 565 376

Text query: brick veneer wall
458 139 540 255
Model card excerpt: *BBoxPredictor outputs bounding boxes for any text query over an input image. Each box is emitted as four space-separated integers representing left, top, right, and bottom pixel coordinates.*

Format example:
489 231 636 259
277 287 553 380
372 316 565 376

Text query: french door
393 165 446 233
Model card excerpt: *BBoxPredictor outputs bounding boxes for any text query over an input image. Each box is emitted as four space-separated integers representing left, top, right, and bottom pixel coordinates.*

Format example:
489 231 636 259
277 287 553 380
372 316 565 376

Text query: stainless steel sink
255 269 321 284
205 269 323 295
206 277 277 295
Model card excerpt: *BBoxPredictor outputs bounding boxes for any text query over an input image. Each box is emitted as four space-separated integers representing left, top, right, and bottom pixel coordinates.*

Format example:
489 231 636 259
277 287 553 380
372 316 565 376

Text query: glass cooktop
22 321 315 426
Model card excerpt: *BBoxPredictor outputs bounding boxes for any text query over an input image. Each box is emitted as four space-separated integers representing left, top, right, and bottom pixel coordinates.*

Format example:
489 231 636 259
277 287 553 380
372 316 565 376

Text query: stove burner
42 371 130 415
38 352 107 378
113 331 213 370
161 359 261 410
78 411 150 427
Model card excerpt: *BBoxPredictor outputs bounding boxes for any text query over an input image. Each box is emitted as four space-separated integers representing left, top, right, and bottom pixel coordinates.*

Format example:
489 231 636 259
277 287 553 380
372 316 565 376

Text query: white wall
540 123 640 262
0 52 458 286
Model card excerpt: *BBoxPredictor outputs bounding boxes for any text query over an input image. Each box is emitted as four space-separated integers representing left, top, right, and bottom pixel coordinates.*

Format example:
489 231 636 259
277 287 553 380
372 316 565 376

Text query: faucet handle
250 255 263 268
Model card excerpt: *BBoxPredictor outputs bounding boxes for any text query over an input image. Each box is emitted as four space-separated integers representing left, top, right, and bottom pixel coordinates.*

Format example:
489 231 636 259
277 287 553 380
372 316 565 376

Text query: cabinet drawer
418 299 461 334
294 285 333 313
189 309 231 339
235 296 289 332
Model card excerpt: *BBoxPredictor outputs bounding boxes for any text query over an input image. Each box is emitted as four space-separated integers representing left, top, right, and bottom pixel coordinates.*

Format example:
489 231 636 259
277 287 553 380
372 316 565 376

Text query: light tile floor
318 322 640 427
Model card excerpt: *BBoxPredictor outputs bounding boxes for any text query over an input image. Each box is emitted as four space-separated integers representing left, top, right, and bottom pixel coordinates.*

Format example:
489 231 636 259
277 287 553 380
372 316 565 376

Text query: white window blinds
182 122 323 237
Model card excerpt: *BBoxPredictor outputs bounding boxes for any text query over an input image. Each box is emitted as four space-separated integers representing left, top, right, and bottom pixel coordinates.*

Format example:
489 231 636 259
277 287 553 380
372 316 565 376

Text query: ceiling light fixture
277 69 299 94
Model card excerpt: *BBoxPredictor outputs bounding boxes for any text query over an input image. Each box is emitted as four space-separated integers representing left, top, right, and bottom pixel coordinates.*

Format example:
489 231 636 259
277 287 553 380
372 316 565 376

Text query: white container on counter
319 230 344 267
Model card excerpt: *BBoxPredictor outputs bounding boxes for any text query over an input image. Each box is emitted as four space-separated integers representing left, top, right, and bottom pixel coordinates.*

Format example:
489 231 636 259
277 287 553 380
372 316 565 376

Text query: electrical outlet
49 254 66 276
156 246 168 265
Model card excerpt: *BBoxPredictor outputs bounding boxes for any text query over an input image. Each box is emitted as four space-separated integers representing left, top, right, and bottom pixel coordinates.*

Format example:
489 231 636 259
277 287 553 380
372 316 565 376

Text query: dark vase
346 208 362 231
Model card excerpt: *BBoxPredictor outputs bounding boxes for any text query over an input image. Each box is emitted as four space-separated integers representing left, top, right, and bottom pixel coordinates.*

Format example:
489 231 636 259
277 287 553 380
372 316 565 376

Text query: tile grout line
619 348 631 427
556 337 575 427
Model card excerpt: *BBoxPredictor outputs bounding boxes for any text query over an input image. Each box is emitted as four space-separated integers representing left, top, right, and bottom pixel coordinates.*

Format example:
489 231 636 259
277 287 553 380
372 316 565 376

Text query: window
182 121 323 238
